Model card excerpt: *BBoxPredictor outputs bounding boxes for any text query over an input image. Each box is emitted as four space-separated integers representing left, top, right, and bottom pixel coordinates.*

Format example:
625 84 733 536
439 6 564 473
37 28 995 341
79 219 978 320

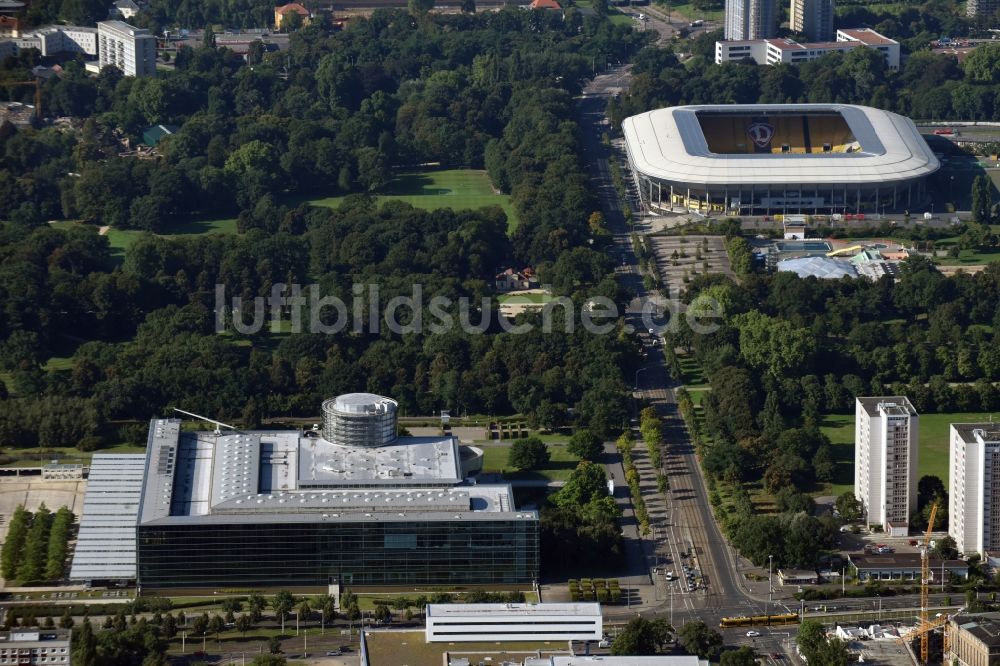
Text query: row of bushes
617 432 650 536
370 590 526 608
640 406 664 470
568 578 623 604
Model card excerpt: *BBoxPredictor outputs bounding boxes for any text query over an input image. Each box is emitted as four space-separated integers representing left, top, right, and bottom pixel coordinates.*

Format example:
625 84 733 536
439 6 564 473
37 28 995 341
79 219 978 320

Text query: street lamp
768 554 773 616
634 364 656 391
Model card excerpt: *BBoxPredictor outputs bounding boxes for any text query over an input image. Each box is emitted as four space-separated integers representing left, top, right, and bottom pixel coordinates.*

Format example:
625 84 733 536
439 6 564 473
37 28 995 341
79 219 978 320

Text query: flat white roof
527 658 709 666
622 104 939 187
426 603 601 618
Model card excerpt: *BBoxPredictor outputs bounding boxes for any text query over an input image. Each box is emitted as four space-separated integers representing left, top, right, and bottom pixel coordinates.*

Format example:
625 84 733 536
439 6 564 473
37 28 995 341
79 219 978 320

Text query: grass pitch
304 169 520 233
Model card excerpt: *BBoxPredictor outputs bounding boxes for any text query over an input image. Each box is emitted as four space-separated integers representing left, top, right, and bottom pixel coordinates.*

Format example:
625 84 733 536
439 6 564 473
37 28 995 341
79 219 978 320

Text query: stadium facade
70 393 538 590
621 104 939 216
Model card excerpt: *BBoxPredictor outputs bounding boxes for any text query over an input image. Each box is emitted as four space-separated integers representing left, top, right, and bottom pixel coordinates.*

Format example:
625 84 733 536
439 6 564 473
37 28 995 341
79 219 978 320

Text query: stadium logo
747 122 775 148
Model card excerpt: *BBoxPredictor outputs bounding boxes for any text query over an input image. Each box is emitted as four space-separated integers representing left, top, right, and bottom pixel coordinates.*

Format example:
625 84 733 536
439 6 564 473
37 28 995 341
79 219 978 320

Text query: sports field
304 169 520 233
819 410 1000 495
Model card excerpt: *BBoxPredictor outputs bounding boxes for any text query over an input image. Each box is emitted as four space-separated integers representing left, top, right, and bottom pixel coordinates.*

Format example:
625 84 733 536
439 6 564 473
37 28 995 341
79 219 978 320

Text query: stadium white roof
621 104 939 187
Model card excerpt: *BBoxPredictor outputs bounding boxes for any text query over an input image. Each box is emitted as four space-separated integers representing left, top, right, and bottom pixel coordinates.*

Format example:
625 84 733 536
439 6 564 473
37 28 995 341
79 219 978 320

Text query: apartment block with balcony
950 424 1000 557
97 20 156 77
855 396 918 536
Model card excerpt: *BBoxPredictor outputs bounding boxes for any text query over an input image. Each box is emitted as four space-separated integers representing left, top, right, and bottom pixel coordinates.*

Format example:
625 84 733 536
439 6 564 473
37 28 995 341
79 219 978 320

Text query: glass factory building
73 393 538 590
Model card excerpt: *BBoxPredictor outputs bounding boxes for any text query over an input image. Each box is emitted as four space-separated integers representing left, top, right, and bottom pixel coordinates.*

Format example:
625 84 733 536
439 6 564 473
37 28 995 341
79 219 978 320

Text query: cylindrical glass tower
320 393 398 448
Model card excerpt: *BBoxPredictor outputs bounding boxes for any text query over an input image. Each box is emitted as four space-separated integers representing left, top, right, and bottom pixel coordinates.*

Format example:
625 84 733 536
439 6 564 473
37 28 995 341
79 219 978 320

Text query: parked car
747 630 762 637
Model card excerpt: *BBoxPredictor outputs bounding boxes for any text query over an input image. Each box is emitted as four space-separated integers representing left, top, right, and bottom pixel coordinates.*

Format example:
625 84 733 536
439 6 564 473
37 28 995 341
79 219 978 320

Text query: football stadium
621 104 940 215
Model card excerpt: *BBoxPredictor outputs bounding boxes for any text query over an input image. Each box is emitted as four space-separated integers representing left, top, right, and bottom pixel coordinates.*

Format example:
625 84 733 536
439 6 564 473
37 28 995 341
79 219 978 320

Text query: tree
408 0 435 13
296 600 311 625
796 619 850 665
208 614 225 637
507 437 550 471
461 0 476 12
191 613 209 637
678 620 723 659
18 503 52 583
59 610 74 629
721 646 759 666
932 535 959 560
611 617 672 655
235 614 252 636
71 618 97 666
2 506 31 580
553 460 609 507
255 653 286 665
273 590 295 630
373 604 391 623
567 429 602 461
973 175 993 223
268 636 283 654
202 25 215 49
835 492 862 523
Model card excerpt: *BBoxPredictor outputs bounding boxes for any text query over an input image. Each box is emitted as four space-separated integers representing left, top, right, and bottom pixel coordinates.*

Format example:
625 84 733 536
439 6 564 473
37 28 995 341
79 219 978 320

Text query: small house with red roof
529 0 562 8
274 2 310 29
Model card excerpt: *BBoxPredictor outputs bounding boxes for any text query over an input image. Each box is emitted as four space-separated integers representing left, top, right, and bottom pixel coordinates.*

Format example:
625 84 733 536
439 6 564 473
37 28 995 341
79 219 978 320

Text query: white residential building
790 0 834 41
7 24 96 57
715 28 899 69
97 20 156 77
855 396 918 537
949 424 1000 556
724 0 776 40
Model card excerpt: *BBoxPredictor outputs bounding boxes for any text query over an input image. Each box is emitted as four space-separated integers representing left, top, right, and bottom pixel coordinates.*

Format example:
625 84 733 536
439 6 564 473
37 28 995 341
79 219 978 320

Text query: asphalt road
579 71 764 628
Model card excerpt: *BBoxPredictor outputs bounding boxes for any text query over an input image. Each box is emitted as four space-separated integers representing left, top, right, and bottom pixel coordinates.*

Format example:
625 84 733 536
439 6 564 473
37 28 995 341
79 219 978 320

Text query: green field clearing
817 410 1000 495
480 443 580 481
935 249 1000 266
657 0 724 22
2 444 147 467
302 169 520 233
50 217 237 264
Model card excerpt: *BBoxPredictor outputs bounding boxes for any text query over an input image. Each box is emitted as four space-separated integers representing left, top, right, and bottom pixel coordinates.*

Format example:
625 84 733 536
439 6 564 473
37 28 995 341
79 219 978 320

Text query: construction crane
0 79 41 120
920 503 939 663
894 503 945 664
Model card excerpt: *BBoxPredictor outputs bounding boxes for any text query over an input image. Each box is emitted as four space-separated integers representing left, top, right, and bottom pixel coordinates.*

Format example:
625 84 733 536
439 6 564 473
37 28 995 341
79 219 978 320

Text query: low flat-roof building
848 553 969 582
778 569 819 585
0 630 71 665
426 603 601 643
716 28 899 69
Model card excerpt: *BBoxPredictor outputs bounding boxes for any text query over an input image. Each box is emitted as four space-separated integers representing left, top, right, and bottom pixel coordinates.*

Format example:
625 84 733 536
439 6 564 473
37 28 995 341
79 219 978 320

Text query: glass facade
137 518 539 588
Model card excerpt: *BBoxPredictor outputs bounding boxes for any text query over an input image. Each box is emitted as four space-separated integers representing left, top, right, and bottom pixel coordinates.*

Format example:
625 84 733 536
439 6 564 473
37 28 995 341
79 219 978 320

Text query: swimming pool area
775 240 833 253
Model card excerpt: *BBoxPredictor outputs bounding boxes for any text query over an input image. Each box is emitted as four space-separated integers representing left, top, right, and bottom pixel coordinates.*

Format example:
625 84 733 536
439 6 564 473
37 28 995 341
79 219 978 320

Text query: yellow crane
0 78 42 120
920 503 938 663
894 504 946 664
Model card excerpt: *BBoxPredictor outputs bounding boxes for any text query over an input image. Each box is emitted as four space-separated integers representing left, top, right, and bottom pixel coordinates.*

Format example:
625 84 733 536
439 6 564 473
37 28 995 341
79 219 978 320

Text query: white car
746 630 762 637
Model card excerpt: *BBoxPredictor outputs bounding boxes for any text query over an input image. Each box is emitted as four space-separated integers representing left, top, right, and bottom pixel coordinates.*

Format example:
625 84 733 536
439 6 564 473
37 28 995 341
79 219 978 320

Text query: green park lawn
480 443 580 481
303 169 520 233
817 410 1000 496
658 0 725 23
50 217 237 264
